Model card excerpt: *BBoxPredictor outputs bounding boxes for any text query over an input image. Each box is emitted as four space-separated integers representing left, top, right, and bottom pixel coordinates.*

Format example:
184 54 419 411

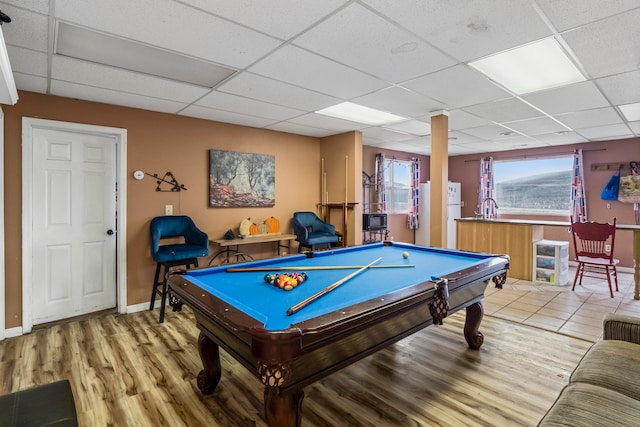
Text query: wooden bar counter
456 218 552 281
456 218 640 300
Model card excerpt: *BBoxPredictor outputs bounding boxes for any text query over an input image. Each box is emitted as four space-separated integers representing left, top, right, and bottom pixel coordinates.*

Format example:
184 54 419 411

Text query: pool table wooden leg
196 332 222 394
264 387 304 427
464 301 484 350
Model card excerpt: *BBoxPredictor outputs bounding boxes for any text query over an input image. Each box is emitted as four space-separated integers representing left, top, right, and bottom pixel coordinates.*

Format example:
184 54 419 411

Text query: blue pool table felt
182 243 491 330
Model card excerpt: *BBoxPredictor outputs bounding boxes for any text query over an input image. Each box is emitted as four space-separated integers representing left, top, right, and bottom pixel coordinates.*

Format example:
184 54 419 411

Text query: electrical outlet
605 244 611 252
606 203 611 209
165 204 173 215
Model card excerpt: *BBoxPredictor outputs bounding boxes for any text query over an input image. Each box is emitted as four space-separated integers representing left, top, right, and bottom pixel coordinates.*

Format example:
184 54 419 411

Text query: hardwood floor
0 308 592 426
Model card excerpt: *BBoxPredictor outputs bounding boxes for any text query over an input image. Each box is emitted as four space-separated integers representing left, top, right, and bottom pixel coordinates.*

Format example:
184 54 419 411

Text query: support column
429 111 449 248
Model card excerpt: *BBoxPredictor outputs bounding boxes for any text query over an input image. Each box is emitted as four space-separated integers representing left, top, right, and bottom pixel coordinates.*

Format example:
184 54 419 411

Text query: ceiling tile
54 0 281 69
6 45 47 76
577 123 634 139
463 97 543 122
352 86 443 118
249 45 389 99
361 126 415 143
265 121 337 138
195 91 305 121
179 0 347 40
451 140 502 153
522 81 609 115
13 72 46 93
180 105 277 128
596 70 640 106
447 109 492 130
628 121 640 134
461 124 521 140
553 107 624 129
503 116 569 136
383 119 430 136
293 3 455 83
537 0 640 31
362 0 552 62
562 8 640 79
374 140 430 155
448 143 482 155
492 135 541 151
1 5 48 51
533 131 586 145
0 0 49 14
447 131 485 145
403 65 510 108
51 56 210 103
50 80 189 114
217 72 341 112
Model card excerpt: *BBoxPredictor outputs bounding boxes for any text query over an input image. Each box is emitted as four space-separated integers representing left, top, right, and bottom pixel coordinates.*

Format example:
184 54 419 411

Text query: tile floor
483 267 640 342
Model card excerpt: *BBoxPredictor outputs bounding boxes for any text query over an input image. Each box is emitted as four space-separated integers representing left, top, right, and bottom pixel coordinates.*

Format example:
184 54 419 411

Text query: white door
30 128 117 325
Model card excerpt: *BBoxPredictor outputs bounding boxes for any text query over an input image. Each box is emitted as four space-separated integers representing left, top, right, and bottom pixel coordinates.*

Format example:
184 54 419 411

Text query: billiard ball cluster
264 272 308 291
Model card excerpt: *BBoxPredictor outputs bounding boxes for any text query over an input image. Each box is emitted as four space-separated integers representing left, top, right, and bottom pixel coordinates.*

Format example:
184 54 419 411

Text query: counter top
456 217 640 230
455 217 570 227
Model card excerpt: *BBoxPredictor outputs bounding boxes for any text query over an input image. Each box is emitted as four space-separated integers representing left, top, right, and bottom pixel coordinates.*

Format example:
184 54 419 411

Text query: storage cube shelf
533 240 569 285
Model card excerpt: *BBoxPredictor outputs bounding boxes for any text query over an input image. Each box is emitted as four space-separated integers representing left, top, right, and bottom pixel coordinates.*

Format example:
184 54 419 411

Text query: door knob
107 229 114 235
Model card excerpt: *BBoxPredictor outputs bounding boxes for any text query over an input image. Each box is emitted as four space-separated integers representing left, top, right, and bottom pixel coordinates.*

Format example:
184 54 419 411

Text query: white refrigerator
415 182 461 249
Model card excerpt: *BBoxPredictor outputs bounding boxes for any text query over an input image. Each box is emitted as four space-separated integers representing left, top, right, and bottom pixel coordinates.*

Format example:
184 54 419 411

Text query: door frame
22 117 127 333
0 108 5 340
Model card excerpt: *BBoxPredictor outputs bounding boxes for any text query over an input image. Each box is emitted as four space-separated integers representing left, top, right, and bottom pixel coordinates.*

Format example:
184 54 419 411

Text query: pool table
167 241 509 427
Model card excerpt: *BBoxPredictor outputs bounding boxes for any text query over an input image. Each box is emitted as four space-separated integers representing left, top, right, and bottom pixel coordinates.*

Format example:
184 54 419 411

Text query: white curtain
477 157 496 218
571 149 587 222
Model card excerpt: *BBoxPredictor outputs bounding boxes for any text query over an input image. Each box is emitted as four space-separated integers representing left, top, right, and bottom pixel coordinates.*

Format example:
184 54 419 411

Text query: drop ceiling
1 0 639 156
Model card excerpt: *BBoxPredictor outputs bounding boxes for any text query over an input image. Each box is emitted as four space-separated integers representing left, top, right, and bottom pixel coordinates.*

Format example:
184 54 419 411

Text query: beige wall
3 91 357 328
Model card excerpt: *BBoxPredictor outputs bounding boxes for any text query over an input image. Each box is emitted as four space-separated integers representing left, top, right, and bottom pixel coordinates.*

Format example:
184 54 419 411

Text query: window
494 156 573 215
384 158 411 213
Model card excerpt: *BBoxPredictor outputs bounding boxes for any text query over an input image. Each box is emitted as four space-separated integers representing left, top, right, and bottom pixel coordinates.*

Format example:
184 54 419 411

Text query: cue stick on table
286 257 382 316
226 264 414 272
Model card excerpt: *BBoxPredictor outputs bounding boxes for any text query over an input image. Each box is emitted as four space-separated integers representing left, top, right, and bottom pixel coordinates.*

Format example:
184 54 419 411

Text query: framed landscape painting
209 149 275 208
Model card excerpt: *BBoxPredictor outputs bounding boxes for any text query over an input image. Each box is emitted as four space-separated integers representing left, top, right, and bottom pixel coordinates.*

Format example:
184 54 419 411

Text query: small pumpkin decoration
239 218 252 236
265 216 280 233
249 222 259 235
258 221 269 234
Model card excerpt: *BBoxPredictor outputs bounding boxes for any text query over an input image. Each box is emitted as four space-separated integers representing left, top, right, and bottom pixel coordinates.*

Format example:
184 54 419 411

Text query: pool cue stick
286 257 382 316
226 264 414 272
344 155 348 245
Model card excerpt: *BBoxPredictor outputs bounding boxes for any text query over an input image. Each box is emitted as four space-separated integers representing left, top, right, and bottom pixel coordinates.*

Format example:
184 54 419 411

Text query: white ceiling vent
55 22 237 88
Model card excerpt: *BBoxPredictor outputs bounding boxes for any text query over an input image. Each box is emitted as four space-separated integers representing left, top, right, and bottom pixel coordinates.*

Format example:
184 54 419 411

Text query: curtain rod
463 147 606 163
381 154 420 162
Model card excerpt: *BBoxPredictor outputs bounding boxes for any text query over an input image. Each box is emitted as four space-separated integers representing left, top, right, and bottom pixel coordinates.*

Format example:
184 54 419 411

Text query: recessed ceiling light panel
55 22 237 88
316 102 407 125
469 37 586 95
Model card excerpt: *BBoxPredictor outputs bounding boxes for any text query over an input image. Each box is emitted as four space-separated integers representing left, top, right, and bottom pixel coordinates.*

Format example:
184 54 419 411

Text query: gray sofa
539 313 640 426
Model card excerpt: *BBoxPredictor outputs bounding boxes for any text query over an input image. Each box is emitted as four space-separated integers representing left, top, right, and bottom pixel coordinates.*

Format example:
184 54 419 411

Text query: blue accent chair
293 211 339 252
149 215 209 322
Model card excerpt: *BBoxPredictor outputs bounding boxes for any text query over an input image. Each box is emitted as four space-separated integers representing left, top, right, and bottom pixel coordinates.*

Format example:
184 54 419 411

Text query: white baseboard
1 302 152 340
126 302 151 314
4 326 23 338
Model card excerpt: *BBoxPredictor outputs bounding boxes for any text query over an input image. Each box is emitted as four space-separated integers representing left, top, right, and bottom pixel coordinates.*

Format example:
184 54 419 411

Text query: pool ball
402 251 410 259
